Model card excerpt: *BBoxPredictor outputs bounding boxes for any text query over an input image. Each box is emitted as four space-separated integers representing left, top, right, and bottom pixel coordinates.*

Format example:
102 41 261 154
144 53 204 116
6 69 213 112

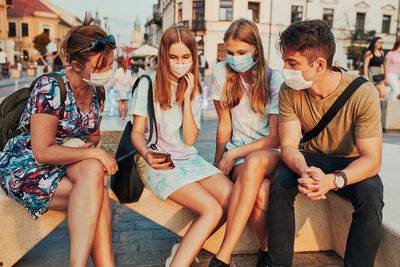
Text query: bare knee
198 198 223 223
255 179 271 211
72 159 104 189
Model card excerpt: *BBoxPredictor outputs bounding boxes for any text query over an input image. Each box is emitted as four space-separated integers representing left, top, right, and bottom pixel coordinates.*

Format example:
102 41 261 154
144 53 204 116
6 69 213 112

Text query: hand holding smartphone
148 150 175 169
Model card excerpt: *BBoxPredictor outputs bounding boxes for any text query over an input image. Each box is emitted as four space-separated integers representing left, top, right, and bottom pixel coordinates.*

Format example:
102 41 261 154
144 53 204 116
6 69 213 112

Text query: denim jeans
266 152 384 267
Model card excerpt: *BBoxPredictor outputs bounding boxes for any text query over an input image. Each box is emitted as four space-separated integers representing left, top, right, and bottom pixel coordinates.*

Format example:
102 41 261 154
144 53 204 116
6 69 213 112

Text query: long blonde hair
222 18 268 114
154 25 202 109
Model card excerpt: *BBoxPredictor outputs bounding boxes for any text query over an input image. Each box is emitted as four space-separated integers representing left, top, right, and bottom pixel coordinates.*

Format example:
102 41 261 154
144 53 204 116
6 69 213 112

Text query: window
43 25 50 36
219 0 233 21
248 2 260 23
382 15 391 34
22 23 28 37
217 43 226 62
178 2 183 23
193 0 204 22
291 6 303 23
355 12 365 32
6 0 12 5
323 8 334 28
8 22 16 37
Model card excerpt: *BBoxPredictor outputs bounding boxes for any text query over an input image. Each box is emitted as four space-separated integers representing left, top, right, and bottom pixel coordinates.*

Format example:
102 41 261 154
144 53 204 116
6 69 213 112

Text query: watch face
336 175 345 188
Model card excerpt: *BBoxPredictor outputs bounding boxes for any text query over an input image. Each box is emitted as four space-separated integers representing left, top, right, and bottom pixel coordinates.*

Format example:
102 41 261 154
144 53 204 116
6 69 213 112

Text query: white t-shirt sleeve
210 62 227 101
268 70 284 115
130 77 150 118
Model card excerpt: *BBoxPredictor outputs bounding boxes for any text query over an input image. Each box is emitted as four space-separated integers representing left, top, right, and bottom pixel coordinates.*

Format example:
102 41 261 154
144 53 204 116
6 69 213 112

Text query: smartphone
151 151 171 158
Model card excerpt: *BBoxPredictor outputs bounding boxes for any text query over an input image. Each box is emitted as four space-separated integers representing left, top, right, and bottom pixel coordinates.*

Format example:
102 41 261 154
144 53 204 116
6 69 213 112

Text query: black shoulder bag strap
300 76 368 144
131 74 158 146
6 72 67 140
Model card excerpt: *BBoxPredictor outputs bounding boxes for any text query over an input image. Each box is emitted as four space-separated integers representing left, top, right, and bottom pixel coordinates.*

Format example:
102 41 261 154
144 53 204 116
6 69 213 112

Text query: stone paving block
135 220 165 230
116 251 162 265
118 230 152 242
112 231 119 242
137 238 179 252
113 241 139 254
113 221 136 232
151 229 180 239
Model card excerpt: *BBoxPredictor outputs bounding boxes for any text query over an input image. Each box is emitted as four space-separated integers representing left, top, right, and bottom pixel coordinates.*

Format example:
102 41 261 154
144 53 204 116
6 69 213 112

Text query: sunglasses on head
79 35 116 53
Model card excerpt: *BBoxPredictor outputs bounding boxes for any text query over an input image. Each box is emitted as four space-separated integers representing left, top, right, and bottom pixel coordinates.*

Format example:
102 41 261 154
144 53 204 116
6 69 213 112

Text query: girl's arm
384 56 391 85
381 51 385 74
213 100 232 165
181 73 199 146
363 51 372 79
30 113 117 175
131 115 173 170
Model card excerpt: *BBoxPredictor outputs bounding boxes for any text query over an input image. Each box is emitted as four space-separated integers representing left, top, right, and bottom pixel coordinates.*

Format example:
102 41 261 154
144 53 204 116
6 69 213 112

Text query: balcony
182 20 206 33
352 30 376 42
153 11 162 25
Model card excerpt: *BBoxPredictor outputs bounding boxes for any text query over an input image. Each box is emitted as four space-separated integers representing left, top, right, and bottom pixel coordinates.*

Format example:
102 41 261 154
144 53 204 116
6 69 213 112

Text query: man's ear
316 57 327 72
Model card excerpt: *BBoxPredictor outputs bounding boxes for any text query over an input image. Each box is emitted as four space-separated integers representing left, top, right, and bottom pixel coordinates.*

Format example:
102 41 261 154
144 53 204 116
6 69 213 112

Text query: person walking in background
0 13 117 266
114 56 131 120
208 18 283 267
52 51 63 72
36 54 46 76
364 37 386 98
199 51 206 81
130 25 232 267
384 40 400 100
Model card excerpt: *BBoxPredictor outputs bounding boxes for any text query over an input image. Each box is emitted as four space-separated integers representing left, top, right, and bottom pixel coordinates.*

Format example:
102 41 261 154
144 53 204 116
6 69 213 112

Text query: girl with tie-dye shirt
208 19 284 267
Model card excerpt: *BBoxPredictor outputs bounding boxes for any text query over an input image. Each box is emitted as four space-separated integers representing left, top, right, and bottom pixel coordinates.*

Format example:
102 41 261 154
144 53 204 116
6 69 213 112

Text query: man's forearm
281 146 309 176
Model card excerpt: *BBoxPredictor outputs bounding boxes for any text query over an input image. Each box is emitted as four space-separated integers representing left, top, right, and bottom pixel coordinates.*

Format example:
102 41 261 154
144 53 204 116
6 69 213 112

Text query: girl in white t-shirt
208 19 284 267
384 40 400 100
114 56 131 120
130 25 232 267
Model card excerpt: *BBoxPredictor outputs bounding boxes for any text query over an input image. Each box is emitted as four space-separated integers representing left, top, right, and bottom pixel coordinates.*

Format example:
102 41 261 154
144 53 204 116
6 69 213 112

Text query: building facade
0 0 14 64
7 0 79 62
154 0 399 70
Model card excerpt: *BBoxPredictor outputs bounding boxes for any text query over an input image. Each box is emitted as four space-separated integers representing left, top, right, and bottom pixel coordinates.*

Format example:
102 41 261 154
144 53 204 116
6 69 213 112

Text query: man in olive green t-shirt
259 20 384 267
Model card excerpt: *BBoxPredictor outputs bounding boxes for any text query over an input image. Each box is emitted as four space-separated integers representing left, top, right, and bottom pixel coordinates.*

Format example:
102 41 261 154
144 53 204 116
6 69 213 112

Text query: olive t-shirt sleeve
354 83 382 139
278 84 299 122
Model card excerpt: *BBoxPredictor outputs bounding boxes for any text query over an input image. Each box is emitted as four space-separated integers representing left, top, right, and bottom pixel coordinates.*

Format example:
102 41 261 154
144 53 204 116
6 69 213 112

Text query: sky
49 0 158 46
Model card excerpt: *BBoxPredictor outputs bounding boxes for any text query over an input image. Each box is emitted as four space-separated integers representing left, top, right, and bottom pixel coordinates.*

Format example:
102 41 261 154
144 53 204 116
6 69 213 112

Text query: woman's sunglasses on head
79 35 116 53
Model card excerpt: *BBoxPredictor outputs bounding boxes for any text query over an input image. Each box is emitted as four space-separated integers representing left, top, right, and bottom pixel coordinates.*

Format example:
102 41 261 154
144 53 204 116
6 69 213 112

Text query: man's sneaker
257 249 268 264
208 256 230 267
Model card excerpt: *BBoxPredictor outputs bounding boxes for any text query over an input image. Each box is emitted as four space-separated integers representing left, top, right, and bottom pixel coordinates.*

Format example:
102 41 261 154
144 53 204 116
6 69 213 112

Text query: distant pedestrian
0 48 7 64
36 54 46 76
364 37 385 98
52 51 63 72
114 55 131 120
199 51 206 81
0 13 117 266
384 40 400 100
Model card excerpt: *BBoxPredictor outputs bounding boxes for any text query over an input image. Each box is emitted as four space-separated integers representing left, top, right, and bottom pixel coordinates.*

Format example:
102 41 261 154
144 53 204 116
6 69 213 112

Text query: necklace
74 89 85 105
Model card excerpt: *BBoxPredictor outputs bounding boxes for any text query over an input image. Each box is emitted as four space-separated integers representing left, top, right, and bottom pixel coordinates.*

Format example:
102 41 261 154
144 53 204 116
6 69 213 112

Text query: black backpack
0 73 104 151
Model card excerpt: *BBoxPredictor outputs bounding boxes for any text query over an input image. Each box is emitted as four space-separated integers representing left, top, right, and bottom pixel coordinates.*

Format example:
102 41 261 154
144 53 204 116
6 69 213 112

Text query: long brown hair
60 12 115 70
222 18 268 114
154 25 202 109
117 56 127 72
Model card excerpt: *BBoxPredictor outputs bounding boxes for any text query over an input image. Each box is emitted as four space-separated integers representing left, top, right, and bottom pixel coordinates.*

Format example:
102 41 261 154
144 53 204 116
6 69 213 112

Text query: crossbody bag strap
131 74 158 146
300 76 368 144
7 72 67 140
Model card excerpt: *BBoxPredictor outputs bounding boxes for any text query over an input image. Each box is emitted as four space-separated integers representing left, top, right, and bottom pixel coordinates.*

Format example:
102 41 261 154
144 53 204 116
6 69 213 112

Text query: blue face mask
226 49 257 73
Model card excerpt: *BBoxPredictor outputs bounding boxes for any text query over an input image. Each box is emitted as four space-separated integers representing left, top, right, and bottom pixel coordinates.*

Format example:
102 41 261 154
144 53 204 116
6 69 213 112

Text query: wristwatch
333 170 347 191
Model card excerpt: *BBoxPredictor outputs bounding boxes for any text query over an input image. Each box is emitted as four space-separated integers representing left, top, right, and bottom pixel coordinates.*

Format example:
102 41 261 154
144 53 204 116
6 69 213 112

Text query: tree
33 33 50 55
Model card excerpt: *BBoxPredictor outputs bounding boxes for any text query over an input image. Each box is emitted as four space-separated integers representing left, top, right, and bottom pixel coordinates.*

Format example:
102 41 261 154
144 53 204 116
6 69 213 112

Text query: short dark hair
278 19 336 67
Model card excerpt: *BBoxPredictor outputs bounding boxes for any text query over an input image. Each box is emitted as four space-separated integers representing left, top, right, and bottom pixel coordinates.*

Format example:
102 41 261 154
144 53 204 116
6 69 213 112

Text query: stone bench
381 100 400 130
103 130 400 266
0 190 67 267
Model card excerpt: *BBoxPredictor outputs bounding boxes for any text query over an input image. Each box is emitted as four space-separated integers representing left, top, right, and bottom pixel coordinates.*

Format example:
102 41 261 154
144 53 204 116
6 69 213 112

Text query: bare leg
49 159 111 267
215 150 280 264
169 181 224 267
122 100 128 120
197 173 233 232
376 83 386 99
118 101 123 119
250 179 271 251
90 189 114 267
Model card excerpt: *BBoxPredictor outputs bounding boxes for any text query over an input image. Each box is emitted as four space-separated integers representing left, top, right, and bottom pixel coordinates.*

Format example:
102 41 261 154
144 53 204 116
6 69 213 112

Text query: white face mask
170 62 192 78
282 59 319 90
79 63 113 86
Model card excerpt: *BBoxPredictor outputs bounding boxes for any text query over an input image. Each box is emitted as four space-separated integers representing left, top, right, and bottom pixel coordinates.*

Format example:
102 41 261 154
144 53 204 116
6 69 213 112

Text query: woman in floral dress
0 14 117 267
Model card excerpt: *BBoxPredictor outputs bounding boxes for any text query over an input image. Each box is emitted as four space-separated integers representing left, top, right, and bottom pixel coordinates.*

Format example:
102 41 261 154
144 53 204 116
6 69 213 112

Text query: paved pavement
6 73 399 266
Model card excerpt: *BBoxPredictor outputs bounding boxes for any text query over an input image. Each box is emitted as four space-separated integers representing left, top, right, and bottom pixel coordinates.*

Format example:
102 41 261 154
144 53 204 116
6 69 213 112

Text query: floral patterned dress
0 70 103 219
